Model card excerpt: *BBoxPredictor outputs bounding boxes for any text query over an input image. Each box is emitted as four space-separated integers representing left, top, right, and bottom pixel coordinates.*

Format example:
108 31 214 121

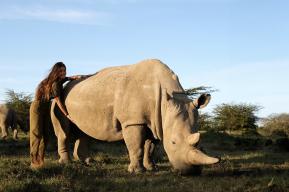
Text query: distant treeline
3 88 289 137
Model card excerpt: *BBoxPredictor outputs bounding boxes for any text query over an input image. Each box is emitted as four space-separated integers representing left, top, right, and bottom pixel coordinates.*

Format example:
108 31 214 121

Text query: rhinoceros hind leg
123 125 146 173
73 136 92 165
51 101 72 164
52 112 71 164
143 139 156 171
13 129 18 140
56 133 71 164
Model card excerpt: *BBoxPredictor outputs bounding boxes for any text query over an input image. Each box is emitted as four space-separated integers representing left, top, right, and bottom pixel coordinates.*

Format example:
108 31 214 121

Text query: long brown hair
35 62 66 101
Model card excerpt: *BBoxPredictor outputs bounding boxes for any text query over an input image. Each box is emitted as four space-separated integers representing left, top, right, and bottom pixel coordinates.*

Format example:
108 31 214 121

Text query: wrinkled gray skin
0 104 27 140
51 59 219 174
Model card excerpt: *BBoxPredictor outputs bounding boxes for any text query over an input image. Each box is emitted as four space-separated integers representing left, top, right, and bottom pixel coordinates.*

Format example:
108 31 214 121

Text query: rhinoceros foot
1 135 7 140
30 155 44 169
128 164 145 173
30 162 44 169
58 158 71 164
144 162 157 172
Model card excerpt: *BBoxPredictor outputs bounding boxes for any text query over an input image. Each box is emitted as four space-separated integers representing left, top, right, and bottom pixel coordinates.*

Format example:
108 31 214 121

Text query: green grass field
0 132 288 192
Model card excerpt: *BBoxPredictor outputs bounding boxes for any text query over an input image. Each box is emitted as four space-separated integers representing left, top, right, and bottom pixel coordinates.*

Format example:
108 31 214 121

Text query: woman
30 62 86 169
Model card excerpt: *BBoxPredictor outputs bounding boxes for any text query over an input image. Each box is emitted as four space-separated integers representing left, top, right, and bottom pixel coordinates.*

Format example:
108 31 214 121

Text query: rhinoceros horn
187 149 220 165
187 132 200 146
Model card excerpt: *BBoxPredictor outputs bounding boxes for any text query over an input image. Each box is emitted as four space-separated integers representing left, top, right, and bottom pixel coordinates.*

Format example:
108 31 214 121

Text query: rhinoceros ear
187 132 200 145
193 94 211 109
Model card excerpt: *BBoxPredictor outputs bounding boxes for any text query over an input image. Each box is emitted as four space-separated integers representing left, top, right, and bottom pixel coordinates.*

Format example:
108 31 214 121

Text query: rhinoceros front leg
0 123 8 139
123 125 146 173
143 139 156 171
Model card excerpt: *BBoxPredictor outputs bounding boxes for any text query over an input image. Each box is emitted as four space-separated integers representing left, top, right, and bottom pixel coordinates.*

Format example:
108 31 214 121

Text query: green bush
262 113 289 137
198 112 214 131
212 103 261 132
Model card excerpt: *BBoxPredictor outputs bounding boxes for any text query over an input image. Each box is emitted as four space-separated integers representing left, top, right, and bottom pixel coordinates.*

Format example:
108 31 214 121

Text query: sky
0 0 288 118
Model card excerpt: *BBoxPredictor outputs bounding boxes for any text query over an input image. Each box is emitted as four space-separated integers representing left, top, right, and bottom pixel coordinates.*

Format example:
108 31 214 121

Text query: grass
0 132 289 192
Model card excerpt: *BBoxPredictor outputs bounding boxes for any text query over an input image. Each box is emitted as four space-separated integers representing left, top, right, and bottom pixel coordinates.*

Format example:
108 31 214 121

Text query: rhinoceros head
162 92 219 173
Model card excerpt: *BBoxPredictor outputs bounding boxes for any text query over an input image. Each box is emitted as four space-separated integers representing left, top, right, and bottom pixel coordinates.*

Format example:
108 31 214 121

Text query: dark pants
30 100 50 166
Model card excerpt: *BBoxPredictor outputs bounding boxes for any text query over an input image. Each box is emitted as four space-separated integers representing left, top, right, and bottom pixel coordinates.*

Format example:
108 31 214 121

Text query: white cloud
0 5 111 25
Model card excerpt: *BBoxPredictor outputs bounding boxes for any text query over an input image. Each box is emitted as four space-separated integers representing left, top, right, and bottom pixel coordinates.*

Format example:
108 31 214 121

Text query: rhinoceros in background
0 104 27 140
51 59 219 174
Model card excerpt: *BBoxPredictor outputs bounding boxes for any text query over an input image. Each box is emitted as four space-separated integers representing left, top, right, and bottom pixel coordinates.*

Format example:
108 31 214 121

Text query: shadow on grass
205 164 289 178
0 138 29 156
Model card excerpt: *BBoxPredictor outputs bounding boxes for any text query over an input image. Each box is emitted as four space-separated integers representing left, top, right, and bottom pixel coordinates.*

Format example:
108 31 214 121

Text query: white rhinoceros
51 59 219 173
0 104 27 140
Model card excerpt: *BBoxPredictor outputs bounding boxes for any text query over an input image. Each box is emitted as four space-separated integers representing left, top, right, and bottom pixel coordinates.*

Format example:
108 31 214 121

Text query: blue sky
0 0 288 117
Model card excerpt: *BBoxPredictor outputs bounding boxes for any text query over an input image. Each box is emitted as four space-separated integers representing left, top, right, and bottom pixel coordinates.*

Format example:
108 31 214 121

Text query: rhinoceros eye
171 141 176 144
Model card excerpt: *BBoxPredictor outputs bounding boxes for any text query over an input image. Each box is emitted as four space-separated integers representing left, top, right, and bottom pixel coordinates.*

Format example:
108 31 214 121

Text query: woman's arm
67 75 81 80
54 97 70 117
68 74 94 80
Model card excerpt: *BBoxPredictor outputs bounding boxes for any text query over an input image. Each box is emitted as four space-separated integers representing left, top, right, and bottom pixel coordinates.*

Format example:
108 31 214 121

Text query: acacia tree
184 86 217 99
198 112 214 131
262 113 289 137
213 103 261 132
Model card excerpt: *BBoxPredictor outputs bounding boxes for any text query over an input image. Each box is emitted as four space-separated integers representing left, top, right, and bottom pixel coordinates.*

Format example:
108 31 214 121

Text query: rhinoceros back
63 59 184 141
